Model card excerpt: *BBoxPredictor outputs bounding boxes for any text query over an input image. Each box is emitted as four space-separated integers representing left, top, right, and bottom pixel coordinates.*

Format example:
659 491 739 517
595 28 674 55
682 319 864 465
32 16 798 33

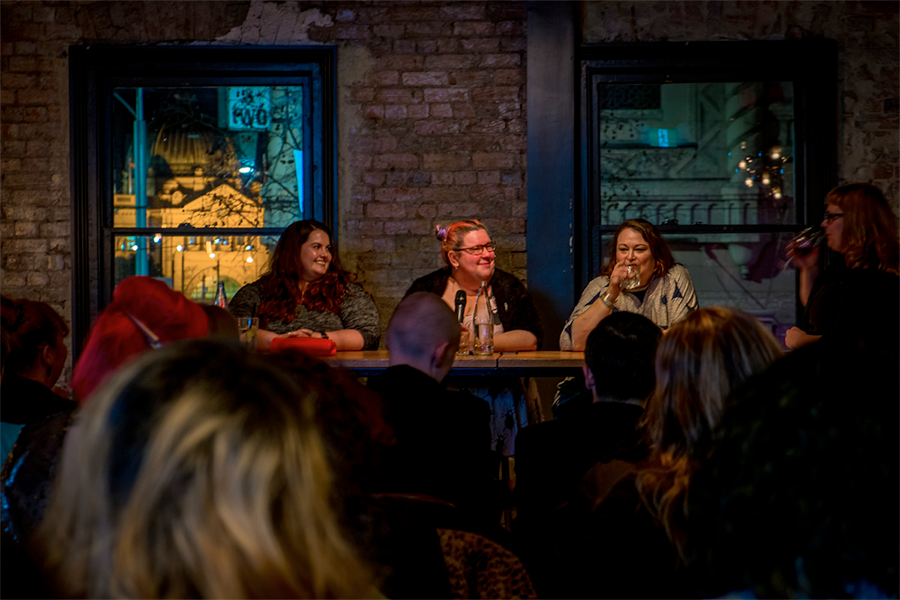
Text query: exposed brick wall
0 1 896 373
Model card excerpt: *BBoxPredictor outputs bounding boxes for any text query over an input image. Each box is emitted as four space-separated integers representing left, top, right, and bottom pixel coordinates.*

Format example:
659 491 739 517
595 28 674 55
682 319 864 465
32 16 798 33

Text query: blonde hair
37 339 373 598
435 219 488 266
637 307 783 561
825 183 900 274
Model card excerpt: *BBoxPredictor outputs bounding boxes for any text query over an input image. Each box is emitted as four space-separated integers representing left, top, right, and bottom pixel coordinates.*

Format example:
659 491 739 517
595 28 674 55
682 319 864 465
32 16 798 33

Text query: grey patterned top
559 264 698 350
228 280 381 350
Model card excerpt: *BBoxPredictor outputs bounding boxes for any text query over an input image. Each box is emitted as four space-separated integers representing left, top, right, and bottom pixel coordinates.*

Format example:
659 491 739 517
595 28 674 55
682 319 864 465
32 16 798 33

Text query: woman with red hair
229 220 380 350
785 183 899 353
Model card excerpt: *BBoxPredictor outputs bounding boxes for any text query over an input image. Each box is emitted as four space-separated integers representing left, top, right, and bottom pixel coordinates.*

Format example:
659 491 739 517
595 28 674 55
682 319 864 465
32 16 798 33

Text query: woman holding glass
229 220 380 351
784 183 899 351
560 218 698 351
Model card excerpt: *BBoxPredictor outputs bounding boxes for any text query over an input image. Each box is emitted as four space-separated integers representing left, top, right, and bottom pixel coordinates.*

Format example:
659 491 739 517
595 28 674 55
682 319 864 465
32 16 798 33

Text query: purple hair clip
435 225 448 241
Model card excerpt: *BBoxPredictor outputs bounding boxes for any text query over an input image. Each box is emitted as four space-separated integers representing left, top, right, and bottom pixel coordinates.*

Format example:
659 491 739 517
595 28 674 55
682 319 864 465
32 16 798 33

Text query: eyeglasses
822 212 844 224
455 243 495 256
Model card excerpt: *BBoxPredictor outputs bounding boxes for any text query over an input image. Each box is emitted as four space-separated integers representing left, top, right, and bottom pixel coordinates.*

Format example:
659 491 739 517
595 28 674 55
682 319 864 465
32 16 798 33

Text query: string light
734 141 790 200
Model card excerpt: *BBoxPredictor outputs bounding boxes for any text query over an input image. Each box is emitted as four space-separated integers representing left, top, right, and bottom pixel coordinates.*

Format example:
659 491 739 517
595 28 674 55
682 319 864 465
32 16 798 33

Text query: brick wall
1 1 897 376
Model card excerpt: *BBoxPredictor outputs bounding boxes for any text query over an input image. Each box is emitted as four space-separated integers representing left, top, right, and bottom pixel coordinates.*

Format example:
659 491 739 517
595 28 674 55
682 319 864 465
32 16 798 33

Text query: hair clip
435 225 448 241
125 312 163 349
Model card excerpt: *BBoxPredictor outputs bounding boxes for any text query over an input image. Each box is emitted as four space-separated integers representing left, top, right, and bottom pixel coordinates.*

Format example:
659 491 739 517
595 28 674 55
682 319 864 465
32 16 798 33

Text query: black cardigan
404 268 544 349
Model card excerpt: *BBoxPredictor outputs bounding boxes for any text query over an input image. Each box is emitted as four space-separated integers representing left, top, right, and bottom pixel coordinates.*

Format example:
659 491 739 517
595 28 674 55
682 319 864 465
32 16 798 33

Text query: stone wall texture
1 0 897 378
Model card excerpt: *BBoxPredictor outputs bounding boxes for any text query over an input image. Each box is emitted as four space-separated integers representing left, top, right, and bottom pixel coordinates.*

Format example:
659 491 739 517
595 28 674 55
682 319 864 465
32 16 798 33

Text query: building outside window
70 46 336 352
579 41 837 336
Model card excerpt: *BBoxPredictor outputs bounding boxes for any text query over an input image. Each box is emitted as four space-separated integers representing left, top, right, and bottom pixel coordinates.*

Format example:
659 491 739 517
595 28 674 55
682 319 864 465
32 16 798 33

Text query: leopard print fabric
437 528 537 599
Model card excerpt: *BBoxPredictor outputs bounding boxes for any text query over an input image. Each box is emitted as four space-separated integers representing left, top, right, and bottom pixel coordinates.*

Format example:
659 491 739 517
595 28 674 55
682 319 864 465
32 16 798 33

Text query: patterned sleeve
227 281 262 319
559 276 608 351
340 283 381 350
665 265 699 326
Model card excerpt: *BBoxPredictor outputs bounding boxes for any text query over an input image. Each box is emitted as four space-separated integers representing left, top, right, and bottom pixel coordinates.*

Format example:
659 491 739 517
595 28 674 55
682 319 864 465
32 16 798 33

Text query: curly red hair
257 220 353 326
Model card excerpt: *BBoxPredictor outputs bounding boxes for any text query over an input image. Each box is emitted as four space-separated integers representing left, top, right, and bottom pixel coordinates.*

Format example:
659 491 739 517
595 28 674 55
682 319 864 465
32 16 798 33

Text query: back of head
584 312 661 402
827 182 900 273
435 219 488 266
0 296 69 376
38 339 372 599
387 292 459 363
71 277 209 403
689 340 898 598
646 306 783 458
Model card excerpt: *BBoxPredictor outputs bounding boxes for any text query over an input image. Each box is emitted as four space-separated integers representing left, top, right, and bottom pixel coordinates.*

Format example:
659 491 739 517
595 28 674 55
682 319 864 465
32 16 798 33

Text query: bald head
387 292 460 380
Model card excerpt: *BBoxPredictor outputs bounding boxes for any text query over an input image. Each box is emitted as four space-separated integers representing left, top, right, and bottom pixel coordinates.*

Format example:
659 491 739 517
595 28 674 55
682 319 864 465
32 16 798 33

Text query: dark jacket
404 268 544 349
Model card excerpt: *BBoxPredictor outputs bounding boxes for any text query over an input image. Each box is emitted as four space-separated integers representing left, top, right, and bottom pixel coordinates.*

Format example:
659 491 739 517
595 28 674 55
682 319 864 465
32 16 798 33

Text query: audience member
689 340 898 598
36 339 375 598
0 296 74 455
544 307 782 599
367 292 499 530
514 312 661 527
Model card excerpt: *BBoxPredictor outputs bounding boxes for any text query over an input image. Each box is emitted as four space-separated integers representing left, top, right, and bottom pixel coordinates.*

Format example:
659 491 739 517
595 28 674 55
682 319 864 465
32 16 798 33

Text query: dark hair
435 220 489 267
826 183 899 274
0 296 69 375
599 219 675 279
584 312 661 402
688 341 899 598
258 220 353 324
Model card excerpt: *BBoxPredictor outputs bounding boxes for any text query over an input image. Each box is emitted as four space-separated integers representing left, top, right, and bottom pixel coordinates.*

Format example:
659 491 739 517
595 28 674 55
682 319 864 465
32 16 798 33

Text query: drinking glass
620 264 641 291
238 317 259 349
457 329 471 356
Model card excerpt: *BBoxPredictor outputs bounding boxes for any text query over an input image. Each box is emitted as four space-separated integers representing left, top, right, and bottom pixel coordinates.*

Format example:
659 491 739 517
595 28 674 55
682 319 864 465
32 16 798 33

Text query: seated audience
367 292 499 530
514 312 661 527
35 339 374 598
543 307 783 599
688 340 898 598
2 277 214 556
0 296 74 458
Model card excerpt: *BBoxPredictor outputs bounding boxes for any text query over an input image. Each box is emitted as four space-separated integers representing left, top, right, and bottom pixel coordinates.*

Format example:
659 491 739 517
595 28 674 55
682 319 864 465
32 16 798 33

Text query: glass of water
238 317 259 349
620 264 641 291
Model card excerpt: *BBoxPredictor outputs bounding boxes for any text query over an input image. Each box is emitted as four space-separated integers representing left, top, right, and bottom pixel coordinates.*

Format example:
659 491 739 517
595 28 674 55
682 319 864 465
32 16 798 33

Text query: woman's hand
787 245 819 272
285 328 317 338
607 259 629 293
784 326 821 349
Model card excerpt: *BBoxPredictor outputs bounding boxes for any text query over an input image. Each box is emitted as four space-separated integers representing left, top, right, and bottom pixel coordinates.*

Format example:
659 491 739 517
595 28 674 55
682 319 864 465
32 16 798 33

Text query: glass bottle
473 281 494 356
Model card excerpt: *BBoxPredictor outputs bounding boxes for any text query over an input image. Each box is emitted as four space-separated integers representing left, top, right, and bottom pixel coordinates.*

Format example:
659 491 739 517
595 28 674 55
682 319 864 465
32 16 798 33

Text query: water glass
238 317 259 349
457 329 471 356
621 264 641 291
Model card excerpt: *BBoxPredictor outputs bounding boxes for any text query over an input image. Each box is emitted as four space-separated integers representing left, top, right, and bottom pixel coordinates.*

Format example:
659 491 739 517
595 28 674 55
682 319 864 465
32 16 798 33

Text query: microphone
454 290 466 323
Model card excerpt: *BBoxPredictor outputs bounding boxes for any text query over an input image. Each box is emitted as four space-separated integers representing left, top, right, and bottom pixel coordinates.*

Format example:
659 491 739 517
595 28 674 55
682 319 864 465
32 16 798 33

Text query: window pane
113 233 276 303
600 233 796 343
111 86 307 230
598 81 795 226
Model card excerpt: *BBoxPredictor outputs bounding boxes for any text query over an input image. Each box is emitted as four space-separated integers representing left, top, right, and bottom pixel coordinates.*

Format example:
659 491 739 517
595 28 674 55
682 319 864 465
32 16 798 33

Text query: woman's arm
569 298 615 352
664 265 699 326
493 330 538 352
338 284 382 350
560 277 608 351
784 326 821 349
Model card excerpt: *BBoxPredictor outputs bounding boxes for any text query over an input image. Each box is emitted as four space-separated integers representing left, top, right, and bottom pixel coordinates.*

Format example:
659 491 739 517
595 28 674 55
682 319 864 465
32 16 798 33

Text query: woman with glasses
784 183 899 351
560 218 698 352
405 219 543 353
404 219 544 456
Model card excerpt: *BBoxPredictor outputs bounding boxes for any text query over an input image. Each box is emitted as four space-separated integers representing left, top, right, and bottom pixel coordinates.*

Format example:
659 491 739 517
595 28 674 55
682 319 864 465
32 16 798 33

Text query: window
70 46 336 352
579 41 837 335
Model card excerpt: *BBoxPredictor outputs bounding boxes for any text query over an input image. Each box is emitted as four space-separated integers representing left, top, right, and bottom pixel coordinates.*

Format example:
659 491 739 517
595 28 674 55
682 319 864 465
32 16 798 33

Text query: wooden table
324 350 584 377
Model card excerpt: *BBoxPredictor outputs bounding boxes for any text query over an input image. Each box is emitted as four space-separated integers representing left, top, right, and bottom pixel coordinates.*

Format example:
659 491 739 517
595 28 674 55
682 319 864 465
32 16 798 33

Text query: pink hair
72 277 209 403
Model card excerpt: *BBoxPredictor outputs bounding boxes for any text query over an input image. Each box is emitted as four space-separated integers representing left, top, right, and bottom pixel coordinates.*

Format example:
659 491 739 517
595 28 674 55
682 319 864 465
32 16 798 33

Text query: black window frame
577 41 838 301
69 45 337 356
